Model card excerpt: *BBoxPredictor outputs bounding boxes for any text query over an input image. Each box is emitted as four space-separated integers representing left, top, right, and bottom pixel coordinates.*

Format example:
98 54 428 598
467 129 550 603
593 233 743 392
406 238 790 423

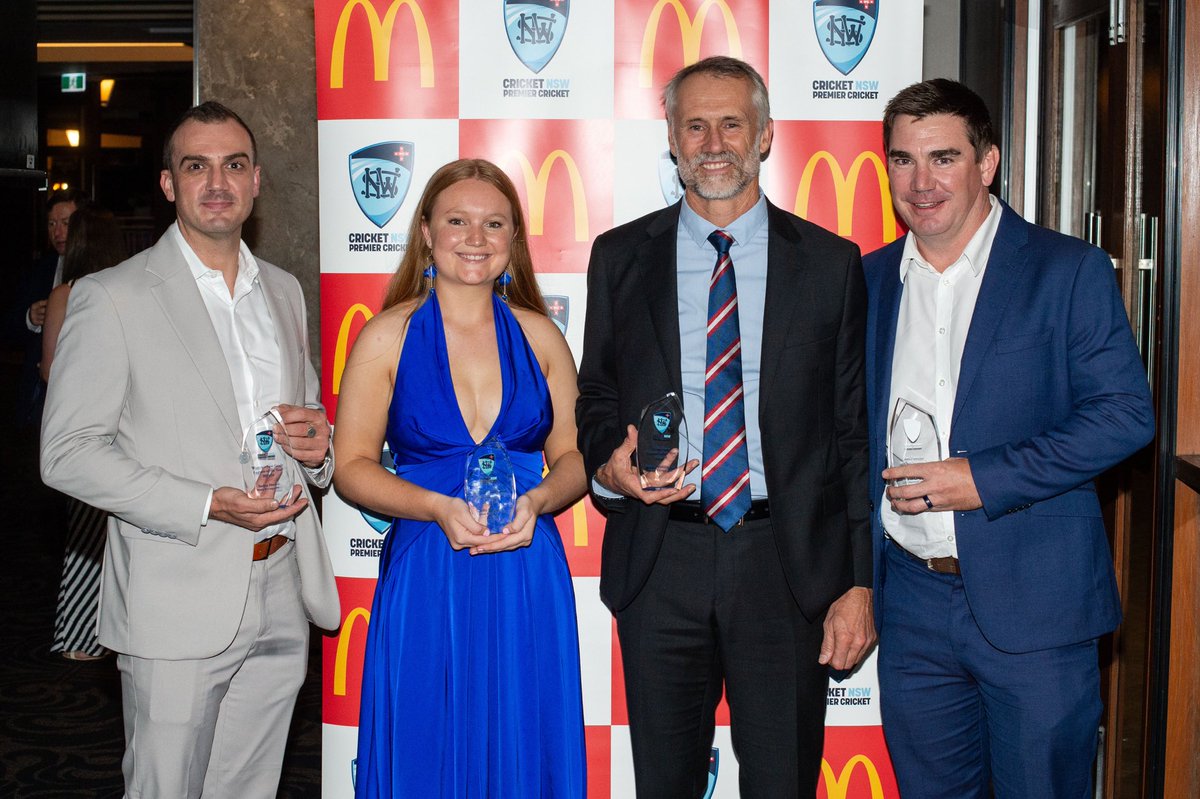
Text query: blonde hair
382 158 547 316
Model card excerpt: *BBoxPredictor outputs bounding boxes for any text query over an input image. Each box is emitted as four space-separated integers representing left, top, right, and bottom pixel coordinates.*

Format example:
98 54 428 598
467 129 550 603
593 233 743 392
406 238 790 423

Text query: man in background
8 189 84 425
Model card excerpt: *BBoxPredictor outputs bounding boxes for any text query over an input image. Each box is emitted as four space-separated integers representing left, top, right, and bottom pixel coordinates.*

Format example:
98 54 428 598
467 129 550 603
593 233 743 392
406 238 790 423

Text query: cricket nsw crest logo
813 0 878 76
505 0 570 74
349 141 414 228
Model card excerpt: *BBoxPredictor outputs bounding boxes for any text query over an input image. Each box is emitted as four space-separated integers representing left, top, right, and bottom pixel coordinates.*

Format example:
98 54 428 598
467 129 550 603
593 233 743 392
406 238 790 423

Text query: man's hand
273 404 331 468
210 485 308 532
29 299 48 327
595 425 698 505
883 457 982 514
819 586 875 671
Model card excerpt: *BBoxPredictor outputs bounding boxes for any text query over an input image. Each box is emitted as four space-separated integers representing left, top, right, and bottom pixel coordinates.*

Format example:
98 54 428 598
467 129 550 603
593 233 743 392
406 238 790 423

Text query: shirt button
947 535 955 542
938 379 946 387
938 327 946 334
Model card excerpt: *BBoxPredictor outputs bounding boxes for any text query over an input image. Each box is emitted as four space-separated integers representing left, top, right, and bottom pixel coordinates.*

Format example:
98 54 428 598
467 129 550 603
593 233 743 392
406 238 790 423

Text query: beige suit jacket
41 232 339 660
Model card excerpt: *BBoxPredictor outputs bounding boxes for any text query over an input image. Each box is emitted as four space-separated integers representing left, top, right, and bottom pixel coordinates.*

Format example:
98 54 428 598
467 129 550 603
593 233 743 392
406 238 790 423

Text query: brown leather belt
890 537 960 575
668 499 770 526
252 535 289 562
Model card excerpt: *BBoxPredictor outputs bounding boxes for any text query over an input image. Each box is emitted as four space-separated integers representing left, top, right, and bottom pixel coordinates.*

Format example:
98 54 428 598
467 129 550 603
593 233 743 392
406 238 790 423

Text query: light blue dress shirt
676 195 769 500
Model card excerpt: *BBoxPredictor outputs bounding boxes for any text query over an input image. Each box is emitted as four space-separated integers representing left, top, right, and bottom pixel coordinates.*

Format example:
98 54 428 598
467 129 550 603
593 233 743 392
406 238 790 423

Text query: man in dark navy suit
9 190 84 425
863 79 1154 798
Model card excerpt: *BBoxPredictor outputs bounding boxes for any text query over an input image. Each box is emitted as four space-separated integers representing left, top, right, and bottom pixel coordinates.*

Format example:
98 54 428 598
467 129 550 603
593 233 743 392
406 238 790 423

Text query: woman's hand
469 494 540 555
433 494 491 550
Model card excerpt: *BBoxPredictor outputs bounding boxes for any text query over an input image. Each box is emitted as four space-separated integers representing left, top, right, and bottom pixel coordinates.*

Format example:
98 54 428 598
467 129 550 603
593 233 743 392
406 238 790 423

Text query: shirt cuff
26 308 41 334
592 476 623 500
201 488 214 526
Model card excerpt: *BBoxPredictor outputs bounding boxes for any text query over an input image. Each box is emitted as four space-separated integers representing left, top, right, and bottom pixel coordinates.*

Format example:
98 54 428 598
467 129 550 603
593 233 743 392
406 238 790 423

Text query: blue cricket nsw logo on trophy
349 142 414 229
653 411 672 435
256 431 274 454
505 0 570 74
813 0 878 76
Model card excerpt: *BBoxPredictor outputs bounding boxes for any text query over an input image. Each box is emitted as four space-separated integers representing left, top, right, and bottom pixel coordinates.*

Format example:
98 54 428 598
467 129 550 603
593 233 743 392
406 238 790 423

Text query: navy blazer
863 201 1154 653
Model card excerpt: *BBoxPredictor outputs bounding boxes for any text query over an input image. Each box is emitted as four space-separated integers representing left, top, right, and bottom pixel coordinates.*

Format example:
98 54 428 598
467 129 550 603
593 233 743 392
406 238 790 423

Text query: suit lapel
760 204 808 406
952 204 1029 423
873 251 904 432
146 235 243 443
641 206 684 395
257 265 301 403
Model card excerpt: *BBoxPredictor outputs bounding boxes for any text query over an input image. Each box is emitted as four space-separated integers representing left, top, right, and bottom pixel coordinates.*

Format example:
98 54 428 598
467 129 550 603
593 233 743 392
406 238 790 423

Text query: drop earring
423 264 437 294
496 269 512 303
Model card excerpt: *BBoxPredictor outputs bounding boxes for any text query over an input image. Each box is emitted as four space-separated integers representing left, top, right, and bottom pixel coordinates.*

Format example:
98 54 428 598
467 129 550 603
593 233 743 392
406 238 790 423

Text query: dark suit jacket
863 201 1155 653
577 200 871 620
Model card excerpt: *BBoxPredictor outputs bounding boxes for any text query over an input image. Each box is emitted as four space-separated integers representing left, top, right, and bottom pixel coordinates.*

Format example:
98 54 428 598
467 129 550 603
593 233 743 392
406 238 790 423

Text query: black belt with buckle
668 499 770 526
889 537 960 575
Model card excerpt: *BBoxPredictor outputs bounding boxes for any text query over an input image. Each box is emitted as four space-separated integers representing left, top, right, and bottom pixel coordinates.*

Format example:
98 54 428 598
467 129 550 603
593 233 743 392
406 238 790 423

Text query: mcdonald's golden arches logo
511 149 590 242
639 0 742 87
328 0 434 89
333 302 375 396
333 606 371 696
820 754 886 799
795 150 899 243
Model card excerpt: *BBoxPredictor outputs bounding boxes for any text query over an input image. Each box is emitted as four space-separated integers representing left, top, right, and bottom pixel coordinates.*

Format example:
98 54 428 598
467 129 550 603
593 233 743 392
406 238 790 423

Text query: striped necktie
702 229 752 531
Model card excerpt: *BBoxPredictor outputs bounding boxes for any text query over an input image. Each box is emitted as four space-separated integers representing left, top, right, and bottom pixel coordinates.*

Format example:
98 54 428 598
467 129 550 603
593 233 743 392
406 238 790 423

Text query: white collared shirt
172 224 289 543
882 195 1002 559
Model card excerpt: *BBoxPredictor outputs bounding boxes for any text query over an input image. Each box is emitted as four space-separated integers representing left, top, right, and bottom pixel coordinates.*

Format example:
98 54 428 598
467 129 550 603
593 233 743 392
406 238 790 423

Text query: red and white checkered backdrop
314 2 920 795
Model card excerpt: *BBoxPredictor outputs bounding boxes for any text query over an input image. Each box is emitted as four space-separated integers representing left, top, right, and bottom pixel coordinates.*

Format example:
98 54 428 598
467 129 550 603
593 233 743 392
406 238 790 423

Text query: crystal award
239 408 299 505
636 392 690 490
464 438 517 534
888 398 943 486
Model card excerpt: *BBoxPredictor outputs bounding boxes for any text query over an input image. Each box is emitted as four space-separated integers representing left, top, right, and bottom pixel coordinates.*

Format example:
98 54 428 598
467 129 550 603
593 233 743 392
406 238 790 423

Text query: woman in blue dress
333 159 587 797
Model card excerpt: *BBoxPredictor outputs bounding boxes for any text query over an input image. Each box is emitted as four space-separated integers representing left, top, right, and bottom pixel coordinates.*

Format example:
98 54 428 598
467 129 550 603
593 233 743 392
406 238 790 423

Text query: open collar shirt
882 195 1002 559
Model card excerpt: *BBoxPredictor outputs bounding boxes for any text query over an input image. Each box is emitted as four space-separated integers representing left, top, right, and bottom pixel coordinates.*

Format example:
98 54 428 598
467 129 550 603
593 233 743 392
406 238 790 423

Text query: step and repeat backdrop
313 1 920 796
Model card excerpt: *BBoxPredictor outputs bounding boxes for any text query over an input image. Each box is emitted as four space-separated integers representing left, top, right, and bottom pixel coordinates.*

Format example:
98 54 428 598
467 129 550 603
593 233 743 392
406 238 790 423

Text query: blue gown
355 293 586 798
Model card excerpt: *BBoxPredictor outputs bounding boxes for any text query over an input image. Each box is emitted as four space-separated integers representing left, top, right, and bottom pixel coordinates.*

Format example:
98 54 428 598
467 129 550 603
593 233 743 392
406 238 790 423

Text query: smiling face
159 118 260 247
668 72 773 223
886 112 999 269
420 178 514 289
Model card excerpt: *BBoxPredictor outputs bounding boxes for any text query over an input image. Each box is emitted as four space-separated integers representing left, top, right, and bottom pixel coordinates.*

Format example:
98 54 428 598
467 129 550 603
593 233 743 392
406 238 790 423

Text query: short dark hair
883 79 996 161
161 101 258 170
662 55 771 137
46 189 88 212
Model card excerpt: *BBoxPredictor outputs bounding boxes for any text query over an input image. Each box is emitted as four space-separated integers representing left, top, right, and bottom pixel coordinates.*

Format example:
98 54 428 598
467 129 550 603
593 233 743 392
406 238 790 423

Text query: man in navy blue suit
863 79 1154 798
8 190 84 425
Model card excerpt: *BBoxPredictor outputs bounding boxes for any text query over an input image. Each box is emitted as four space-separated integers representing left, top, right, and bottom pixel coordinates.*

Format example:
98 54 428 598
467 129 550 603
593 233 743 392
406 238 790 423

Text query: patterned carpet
0 365 322 798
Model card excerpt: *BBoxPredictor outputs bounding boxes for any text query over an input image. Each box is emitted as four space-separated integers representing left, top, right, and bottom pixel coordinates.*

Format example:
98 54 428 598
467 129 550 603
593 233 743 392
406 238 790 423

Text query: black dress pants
615 516 829 798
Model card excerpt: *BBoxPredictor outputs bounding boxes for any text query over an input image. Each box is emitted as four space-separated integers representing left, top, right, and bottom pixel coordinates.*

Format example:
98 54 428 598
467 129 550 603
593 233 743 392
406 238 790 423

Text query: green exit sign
61 73 86 93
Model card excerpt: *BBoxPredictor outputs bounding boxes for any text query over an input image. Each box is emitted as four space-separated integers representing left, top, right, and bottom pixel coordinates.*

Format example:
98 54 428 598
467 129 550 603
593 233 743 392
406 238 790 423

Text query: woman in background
41 205 126 660
334 159 586 797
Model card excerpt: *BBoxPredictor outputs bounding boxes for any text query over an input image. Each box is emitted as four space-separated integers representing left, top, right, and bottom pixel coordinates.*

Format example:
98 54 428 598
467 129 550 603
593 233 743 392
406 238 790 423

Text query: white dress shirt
172 224 292 543
882 196 1002 559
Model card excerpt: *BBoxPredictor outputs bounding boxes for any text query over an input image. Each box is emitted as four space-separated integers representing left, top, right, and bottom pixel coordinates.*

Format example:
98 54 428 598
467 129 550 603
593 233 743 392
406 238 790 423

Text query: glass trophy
464 437 517 534
239 408 299 505
636 392 690 490
888 398 943 486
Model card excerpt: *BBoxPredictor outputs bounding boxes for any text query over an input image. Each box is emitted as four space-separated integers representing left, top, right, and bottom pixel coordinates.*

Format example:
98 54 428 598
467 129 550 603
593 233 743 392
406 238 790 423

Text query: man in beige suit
41 102 340 798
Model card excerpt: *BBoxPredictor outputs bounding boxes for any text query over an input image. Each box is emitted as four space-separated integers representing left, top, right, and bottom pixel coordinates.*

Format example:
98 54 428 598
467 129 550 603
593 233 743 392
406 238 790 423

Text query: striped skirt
50 499 107 657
